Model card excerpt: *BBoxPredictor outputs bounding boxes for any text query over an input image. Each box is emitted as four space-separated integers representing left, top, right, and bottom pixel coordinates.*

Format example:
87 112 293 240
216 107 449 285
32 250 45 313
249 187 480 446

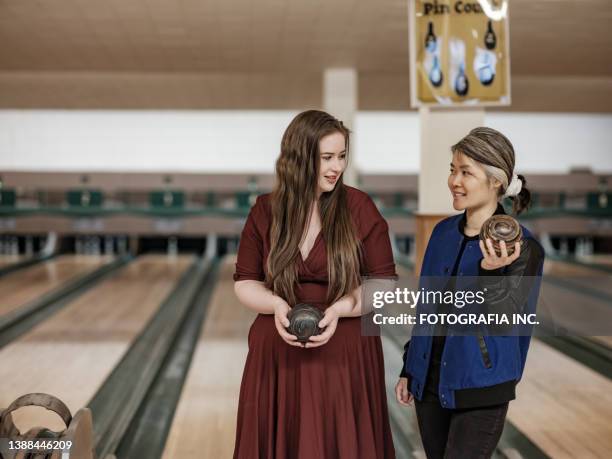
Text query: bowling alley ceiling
0 0 610 111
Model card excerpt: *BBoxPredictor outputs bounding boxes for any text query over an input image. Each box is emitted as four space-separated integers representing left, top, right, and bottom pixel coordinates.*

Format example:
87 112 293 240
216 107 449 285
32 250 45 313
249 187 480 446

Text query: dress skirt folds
233 186 396 459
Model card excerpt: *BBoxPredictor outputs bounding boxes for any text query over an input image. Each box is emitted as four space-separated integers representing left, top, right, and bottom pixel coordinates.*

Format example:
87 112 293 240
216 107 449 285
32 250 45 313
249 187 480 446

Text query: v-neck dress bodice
233 186 396 459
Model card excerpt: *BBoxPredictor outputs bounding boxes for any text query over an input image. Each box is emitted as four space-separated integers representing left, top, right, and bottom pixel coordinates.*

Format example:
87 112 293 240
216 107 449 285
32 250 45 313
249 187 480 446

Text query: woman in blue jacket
395 127 544 458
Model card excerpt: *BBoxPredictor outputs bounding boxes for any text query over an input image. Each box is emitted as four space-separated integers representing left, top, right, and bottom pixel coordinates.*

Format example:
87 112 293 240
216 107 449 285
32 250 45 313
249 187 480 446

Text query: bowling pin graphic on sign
424 22 443 87
484 20 497 50
425 21 436 52
455 63 469 96
474 47 497 86
449 38 469 96
475 19 498 87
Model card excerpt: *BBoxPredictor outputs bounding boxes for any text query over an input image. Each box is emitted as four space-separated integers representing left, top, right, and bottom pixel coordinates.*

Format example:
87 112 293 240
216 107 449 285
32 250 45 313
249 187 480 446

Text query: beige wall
0 72 610 112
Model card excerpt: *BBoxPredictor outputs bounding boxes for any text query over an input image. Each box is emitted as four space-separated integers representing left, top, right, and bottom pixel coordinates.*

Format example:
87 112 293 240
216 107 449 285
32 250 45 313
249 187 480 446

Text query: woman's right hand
273 300 303 347
395 377 413 406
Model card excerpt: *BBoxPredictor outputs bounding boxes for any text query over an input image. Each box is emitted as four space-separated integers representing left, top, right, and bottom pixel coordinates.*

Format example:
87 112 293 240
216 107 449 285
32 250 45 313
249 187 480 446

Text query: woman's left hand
305 305 340 348
479 239 521 270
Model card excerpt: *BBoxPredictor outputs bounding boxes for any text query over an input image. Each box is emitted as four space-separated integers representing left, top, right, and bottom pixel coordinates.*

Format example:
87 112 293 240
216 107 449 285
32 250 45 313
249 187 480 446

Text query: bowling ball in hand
287 303 324 343
480 214 523 257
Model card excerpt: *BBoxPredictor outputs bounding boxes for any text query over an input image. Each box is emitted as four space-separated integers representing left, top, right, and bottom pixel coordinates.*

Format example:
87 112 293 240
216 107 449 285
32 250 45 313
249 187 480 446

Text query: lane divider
114 259 220 459
87 256 214 459
0 253 56 279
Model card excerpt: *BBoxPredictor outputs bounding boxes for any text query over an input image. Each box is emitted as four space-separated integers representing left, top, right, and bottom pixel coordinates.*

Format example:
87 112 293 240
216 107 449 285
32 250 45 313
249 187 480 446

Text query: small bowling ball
287 303 324 343
480 214 523 257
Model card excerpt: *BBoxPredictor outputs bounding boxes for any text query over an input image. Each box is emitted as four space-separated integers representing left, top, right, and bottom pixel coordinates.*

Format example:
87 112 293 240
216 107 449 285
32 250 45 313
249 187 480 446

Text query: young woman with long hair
395 127 544 458
233 110 396 458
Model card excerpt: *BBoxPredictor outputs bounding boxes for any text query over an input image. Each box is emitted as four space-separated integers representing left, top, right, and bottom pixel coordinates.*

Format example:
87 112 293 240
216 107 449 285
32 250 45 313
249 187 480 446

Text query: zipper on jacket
477 334 493 369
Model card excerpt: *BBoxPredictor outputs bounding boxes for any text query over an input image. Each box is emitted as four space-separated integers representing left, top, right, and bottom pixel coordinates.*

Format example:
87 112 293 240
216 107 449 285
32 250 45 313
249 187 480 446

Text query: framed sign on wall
409 0 511 107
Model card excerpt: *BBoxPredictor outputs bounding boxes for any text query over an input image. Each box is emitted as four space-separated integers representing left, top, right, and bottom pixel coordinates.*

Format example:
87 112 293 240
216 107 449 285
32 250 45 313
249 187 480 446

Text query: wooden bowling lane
592 336 612 348
0 255 109 318
0 254 194 433
381 336 426 459
541 259 612 346
509 340 612 459
543 258 612 277
577 254 612 268
0 255 24 268
544 258 612 298
162 256 256 459
544 258 600 276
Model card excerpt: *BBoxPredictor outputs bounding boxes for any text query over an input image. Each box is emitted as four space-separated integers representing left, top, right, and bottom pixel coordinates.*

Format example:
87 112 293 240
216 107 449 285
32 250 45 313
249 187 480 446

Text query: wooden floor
162 260 612 458
2 255 610 456
543 258 605 276
543 258 612 295
543 259 612 348
382 336 426 459
162 256 255 459
0 255 108 317
509 340 612 459
0 254 193 433
577 254 612 267
0 255 24 268
592 336 612 348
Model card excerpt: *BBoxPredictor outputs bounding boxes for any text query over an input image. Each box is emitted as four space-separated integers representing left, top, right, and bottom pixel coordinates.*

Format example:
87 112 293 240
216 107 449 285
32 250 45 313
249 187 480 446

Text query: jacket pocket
477 334 493 369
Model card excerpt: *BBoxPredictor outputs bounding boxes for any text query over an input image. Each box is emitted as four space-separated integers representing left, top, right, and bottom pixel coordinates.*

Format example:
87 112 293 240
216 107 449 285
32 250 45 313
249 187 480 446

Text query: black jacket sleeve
477 237 545 321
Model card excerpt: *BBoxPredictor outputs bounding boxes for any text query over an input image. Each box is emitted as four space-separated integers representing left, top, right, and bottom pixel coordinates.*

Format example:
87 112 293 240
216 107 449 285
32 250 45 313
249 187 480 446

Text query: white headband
503 173 522 198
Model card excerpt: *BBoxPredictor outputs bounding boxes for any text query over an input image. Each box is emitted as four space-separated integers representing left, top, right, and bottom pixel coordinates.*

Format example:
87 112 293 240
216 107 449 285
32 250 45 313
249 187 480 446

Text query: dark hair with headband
451 127 531 215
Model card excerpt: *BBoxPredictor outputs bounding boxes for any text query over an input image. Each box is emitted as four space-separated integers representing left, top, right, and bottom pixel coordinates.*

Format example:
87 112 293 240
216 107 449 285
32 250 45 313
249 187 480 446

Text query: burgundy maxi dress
233 186 396 459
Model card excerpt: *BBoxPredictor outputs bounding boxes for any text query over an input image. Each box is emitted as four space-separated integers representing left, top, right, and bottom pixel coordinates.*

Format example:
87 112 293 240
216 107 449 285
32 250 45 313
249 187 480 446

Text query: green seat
235 191 252 209
205 191 217 207
393 192 405 208
150 190 185 208
66 189 104 207
586 192 611 209
558 192 566 209
0 189 16 207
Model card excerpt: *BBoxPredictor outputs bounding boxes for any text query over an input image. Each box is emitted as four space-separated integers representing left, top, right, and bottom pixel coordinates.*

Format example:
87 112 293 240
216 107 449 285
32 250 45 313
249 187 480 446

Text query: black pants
415 400 509 459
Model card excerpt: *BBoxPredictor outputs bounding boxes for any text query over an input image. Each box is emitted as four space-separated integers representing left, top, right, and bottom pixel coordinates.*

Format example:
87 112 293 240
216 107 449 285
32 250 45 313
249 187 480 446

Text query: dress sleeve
233 196 266 282
358 196 397 278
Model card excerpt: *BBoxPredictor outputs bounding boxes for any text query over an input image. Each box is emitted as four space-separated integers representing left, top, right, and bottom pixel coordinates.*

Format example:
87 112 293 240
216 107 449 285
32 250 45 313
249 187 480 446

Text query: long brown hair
265 110 361 305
